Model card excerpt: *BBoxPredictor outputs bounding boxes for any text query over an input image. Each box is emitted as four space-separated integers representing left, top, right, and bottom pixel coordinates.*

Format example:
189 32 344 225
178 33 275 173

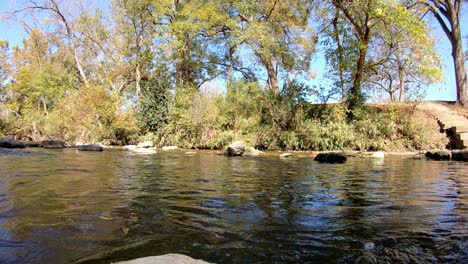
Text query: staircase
417 102 468 149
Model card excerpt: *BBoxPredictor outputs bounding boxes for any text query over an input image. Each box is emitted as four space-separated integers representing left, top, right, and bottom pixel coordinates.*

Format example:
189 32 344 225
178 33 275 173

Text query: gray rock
411 153 427 160
452 149 468 161
114 254 210 264
23 141 41 147
224 141 245 156
314 152 347 163
124 145 138 150
280 153 292 158
78 144 103 152
137 141 154 148
162 146 179 151
364 242 375 250
42 140 65 149
132 148 157 154
243 147 262 156
425 150 451 161
0 138 25 148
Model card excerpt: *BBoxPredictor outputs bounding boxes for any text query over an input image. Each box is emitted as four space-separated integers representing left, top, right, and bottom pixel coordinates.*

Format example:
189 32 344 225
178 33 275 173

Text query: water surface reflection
0 149 466 263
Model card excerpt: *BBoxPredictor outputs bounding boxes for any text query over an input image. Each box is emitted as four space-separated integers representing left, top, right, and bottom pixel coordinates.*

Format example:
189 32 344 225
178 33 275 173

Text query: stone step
454 126 468 133
458 132 468 140
462 140 468 149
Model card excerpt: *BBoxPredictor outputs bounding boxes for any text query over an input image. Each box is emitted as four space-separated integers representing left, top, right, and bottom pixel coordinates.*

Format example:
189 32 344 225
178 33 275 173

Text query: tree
366 2 443 101
420 0 467 106
225 0 315 95
332 0 376 109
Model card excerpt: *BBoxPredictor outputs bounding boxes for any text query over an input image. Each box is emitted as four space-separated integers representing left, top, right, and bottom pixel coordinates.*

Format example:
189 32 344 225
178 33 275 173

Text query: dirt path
416 101 468 149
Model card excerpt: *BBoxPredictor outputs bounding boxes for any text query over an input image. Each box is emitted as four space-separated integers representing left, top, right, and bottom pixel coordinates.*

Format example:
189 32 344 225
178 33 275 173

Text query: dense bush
148 81 435 151
137 77 170 133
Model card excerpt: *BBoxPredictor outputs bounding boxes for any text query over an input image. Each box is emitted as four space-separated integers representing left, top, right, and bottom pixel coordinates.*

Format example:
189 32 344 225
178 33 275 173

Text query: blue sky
0 1 467 102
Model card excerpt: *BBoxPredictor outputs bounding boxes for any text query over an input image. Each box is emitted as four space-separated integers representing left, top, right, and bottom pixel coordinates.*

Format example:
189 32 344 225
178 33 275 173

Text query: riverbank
0 101 460 153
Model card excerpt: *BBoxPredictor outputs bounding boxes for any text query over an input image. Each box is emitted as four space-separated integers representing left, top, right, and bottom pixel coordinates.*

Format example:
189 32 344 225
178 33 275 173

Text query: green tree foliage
0 0 451 150
137 76 170 133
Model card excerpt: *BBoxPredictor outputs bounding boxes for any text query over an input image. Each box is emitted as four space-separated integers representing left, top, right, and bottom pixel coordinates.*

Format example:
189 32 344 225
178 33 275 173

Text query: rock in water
137 141 154 148
452 150 468 161
224 141 245 156
243 147 262 156
371 151 385 158
114 254 211 264
78 144 103 152
132 148 157 154
23 141 41 147
0 138 25 148
42 140 65 149
124 145 138 150
364 242 375 250
280 153 292 158
314 152 347 163
162 146 179 151
425 150 451 161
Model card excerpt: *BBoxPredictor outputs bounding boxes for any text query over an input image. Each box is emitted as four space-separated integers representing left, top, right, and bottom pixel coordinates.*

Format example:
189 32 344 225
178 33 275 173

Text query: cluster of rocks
425 149 468 161
223 141 263 157
123 141 180 154
0 137 103 152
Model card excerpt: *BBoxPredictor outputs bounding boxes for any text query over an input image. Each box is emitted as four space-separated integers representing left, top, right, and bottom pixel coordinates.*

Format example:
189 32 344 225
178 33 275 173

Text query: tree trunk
398 69 405 102
349 34 369 110
451 21 468 106
265 59 279 96
429 0 467 106
332 13 346 102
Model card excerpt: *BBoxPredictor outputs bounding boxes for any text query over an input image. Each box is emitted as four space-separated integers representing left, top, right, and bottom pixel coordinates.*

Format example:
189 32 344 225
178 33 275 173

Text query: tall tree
420 0 467 106
226 0 315 95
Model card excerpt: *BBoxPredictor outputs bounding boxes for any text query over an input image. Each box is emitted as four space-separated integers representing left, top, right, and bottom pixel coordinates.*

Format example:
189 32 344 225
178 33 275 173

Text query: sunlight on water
0 148 467 263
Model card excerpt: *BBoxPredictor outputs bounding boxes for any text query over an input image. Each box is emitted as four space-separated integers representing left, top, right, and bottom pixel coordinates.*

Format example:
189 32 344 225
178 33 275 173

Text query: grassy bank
0 82 448 152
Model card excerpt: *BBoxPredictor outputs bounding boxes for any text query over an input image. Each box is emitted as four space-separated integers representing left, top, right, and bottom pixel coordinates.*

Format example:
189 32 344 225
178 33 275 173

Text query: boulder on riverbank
137 141 154 148
78 144 103 152
224 141 245 156
425 150 451 161
452 150 468 161
0 138 25 148
42 140 65 149
314 152 347 163
115 254 210 264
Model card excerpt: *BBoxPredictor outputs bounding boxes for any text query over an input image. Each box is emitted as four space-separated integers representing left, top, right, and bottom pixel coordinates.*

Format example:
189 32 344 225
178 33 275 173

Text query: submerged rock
137 141 154 148
0 138 25 148
132 148 157 154
243 147 262 156
314 152 347 163
78 144 103 152
42 140 65 149
162 146 179 151
425 150 451 161
452 150 468 161
224 141 245 156
115 254 210 264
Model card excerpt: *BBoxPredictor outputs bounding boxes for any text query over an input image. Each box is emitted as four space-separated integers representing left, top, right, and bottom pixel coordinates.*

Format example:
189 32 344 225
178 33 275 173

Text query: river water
0 148 466 263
